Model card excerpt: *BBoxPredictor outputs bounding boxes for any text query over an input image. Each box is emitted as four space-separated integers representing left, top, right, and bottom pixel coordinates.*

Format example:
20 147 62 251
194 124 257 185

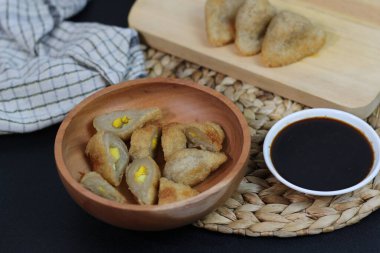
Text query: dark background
1 1 379 252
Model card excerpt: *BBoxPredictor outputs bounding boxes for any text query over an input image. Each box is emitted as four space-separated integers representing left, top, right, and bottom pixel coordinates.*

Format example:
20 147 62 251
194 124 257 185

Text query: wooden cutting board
129 0 380 118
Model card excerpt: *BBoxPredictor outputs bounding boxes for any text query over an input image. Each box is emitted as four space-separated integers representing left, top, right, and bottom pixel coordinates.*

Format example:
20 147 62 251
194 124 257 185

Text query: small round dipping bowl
263 108 380 196
54 78 250 230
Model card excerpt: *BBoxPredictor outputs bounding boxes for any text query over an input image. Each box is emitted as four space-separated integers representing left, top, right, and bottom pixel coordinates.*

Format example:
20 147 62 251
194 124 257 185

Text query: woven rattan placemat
143 45 380 237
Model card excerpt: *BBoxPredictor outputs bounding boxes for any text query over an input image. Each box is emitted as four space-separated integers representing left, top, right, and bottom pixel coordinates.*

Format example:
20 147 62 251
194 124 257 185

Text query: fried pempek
205 0 245 46
235 0 276 56
80 171 126 203
261 11 325 67
158 177 199 205
163 148 227 186
93 107 162 140
130 124 161 160
85 131 129 187
126 157 161 205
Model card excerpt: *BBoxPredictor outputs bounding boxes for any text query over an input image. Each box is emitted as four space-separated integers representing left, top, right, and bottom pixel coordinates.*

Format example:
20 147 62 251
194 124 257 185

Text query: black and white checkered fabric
0 0 146 133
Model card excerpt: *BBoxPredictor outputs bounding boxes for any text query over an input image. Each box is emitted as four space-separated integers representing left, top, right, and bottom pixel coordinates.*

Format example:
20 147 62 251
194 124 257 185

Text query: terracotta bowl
54 78 250 230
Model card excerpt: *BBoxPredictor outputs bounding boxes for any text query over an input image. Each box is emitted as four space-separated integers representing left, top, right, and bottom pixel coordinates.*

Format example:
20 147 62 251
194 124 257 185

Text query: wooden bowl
54 78 250 230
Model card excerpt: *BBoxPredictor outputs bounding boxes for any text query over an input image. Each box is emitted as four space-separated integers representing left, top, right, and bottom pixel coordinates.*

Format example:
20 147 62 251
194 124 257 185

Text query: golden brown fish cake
205 0 245 46
163 148 227 186
158 177 199 205
161 123 187 161
85 131 129 187
93 107 162 140
126 157 161 205
235 0 276 56
130 124 160 160
185 121 225 152
261 11 326 67
80 171 126 203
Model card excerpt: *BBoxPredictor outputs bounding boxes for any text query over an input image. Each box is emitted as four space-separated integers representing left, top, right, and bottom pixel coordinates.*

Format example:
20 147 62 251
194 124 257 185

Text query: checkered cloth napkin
0 0 146 134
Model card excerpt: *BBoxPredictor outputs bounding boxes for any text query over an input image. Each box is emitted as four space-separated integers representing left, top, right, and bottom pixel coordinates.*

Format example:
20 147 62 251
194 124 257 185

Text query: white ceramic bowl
263 108 380 196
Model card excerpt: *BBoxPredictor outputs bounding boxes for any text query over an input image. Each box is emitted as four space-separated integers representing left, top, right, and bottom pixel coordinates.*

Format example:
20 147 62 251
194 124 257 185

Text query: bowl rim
263 108 380 196
54 77 251 211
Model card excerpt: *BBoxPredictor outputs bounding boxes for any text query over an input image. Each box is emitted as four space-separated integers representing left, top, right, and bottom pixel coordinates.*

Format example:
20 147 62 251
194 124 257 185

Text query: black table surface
1 1 379 252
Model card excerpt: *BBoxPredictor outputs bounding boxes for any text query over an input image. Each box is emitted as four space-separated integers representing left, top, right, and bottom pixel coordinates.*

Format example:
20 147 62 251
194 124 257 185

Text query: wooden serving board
129 0 380 118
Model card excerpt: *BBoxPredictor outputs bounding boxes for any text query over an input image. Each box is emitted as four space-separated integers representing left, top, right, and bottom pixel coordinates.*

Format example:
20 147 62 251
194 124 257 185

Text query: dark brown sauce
270 117 374 191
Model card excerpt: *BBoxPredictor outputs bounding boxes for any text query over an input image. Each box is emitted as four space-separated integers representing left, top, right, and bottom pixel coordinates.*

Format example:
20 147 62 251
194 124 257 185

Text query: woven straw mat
142 45 380 237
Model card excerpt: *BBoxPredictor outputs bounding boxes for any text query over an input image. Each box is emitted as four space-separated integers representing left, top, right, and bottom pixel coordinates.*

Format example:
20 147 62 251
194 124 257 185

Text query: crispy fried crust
235 0 276 56
85 132 111 183
80 171 126 203
205 0 245 46
161 123 187 161
163 148 227 186
158 177 199 205
130 124 160 160
261 11 326 67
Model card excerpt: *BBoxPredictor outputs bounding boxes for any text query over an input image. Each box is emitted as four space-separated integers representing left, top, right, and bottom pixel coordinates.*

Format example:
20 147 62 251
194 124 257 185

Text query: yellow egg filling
109 147 120 161
134 166 148 183
112 116 130 128
112 118 123 128
121 116 129 124
97 186 105 193
151 137 158 150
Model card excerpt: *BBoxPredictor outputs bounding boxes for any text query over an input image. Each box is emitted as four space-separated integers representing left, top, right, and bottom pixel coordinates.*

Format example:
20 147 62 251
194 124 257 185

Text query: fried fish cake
80 171 126 203
93 107 162 140
163 148 227 186
158 177 199 205
235 0 276 56
205 0 245 46
261 11 326 67
130 124 160 160
161 123 187 161
126 157 161 205
85 131 129 186
184 121 225 152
